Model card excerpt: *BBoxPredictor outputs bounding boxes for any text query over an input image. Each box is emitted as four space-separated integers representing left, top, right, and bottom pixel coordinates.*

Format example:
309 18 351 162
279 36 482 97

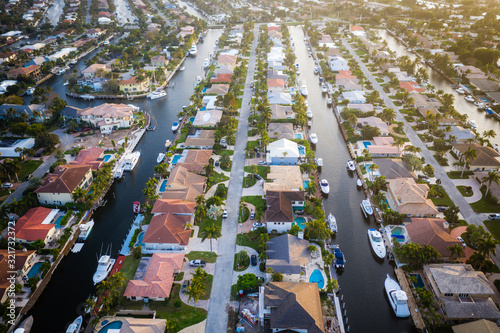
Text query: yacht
180 66 185 71
172 121 180 132
357 179 363 187
361 199 373 216
385 274 410 318
464 95 475 103
203 58 210 68
309 133 318 144
14 315 33 333
147 125 156 131
70 59 78 65
306 109 313 118
63 81 69 86
103 39 110 45
321 83 327 93
189 42 197 56
78 220 94 241
165 140 172 148
157 152 165 164
93 255 115 285
147 90 167 99
315 158 323 167
468 120 478 129
328 214 337 232
123 151 140 171
456 88 465 94
300 85 308 97
66 316 83 333
347 160 356 171
320 179 330 194
332 245 345 270
368 229 386 259
57 68 66 75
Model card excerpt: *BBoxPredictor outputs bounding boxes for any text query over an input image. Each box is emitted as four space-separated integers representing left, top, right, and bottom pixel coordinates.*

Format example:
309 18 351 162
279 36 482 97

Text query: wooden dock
394 268 426 332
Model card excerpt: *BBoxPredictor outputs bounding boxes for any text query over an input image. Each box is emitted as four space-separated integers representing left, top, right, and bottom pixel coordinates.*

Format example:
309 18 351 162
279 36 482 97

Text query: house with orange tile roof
217 54 237 67
386 178 438 217
69 147 105 170
336 70 356 79
78 103 134 134
175 149 213 175
14 207 58 244
7 65 41 80
350 25 366 37
142 214 191 253
35 165 93 206
267 78 287 93
0 249 36 302
399 81 425 93
123 253 184 300
160 166 205 202
367 136 401 157
82 64 110 78
151 199 195 215
210 73 233 83
119 75 150 94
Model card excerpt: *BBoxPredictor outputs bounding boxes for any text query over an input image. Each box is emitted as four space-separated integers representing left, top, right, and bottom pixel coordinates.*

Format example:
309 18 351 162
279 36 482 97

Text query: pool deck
394 268 426 331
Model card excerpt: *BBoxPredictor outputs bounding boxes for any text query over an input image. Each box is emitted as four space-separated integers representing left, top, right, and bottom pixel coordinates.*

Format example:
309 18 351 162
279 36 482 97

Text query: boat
456 88 465 94
147 125 156 131
196 76 202 85
320 179 330 194
333 245 345 270
66 315 83 333
180 66 185 71
93 255 115 285
347 160 356 171
300 85 308 96
103 39 110 45
306 109 313 118
321 83 327 93
70 59 78 65
407 48 412 52
157 152 165 164
385 274 410 318
328 214 337 232
316 158 323 167
26 87 35 95
189 42 197 56
357 179 363 187
133 201 140 214
309 133 318 144
78 220 94 241
147 90 167 99
313 66 319 74
307 120 312 127
123 151 140 171
420 59 425 64
361 199 373 216
478 102 486 109
368 229 386 259
172 121 180 132
63 81 69 86
468 120 478 128
81 94 95 100
165 140 172 148
57 68 66 75
327 98 332 105
487 108 494 115
464 95 475 103
203 58 210 68
14 315 33 333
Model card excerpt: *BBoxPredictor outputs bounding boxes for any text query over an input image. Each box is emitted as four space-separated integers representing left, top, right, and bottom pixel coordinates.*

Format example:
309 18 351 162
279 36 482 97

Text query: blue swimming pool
98 321 123 333
172 154 182 164
480 97 491 103
294 133 303 139
303 180 309 189
54 216 64 228
298 145 306 155
362 141 372 148
410 273 425 290
309 269 325 289
102 154 112 162
136 231 145 247
27 262 42 279
189 117 195 123
159 180 167 192
295 217 306 230
391 226 405 235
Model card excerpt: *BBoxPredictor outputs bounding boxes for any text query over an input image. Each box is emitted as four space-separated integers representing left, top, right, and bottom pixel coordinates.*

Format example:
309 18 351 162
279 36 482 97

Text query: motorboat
368 229 386 259
147 126 156 131
456 88 465 94
313 66 319 74
306 109 313 118
300 85 308 96
93 255 115 285
57 68 66 75
478 102 486 109
332 245 345 270
66 315 83 333
309 133 318 144
172 121 180 132
133 201 140 214
385 274 410 318
357 179 363 187
307 120 312 127
328 214 337 232
316 158 323 167
327 98 332 105
81 94 95 100
103 39 110 45
14 315 33 333
468 120 478 129
63 81 69 86
320 179 330 194
464 95 475 103
196 76 202 85
189 42 197 56
26 87 35 95
180 66 185 71
123 151 140 171
165 140 172 148
203 58 210 68
347 160 356 171
147 90 167 99
157 152 165 164
70 59 78 65
361 199 373 216
78 220 94 241
321 83 327 93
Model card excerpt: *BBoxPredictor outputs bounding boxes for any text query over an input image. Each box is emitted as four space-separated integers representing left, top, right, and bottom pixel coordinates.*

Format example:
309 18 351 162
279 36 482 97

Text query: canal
290 26 417 332
376 29 500 147
27 29 222 333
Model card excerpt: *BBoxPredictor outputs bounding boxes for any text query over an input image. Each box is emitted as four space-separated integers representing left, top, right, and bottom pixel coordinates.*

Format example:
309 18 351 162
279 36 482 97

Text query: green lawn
218 150 234 157
118 256 140 295
220 161 232 172
447 171 474 179
470 187 500 213
174 272 184 281
236 233 260 252
186 251 217 263
207 171 229 188
241 195 267 218
429 185 454 206
457 185 473 197
243 174 257 188
433 154 449 166
199 274 213 300
244 165 269 180
233 252 250 272
484 220 500 242
197 215 222 239
18 160 43 180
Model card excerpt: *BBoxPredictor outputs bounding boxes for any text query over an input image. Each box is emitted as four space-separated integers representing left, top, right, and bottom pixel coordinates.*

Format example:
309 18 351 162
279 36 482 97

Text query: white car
253 222 264 228
223 209 228 218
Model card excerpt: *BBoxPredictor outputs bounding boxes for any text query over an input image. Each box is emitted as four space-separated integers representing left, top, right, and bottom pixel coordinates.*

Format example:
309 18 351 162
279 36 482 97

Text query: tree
477 234 498 257
305 219 330 241
443 205 460 224
10 123 28 137
72 187 87 203
200 222 221 254
361 125 381 139
447 243 464 260
34 132 59 150
164 320 176 333
220 154 231 169
237 273 261 290
380 108 396 124
185 279 205 311
482 171 500 197
467 252 487 270
422 164 435 177
271 271 283 282
460 147 477 177
402 153 423 171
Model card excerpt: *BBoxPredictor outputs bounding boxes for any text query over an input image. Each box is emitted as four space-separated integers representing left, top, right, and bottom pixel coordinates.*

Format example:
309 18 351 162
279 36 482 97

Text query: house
451 143 500 171
264 166 303 192
328 56 350 72
395 71 415 82
336 70 356 79
350 25 366 37
452 320 500 333
0 250 37 303
35 165 93 206
81 64 110 78
7 65 41 80
265 190 305 233
119 76 150 94
124 253 184 300
267 79 287 93
183 129 215 149
175 149 212 174
268 123 294 140
25 56 47 67
268 93 292 105
367 136 401 157
161 166 205 202
424 264 500 321
442 126 476 143
399 81 425 93
86 28 104 38
474 171 500 204
341 91 366 104
357 116 389 136
141 214 191 253
266 234 312 281
336 78 362 91
210 73 233 83
78 103 134 134
205 84 229 95
258 282 325 332
14 207 58 244
411 92 443 109
217 54 237 66
372 158 415 180
151 199 195 216
101 317 165 332
192 109 223 127
69 147 105 170
386 178 438 217
214 65 235 76
270 104 294 120
266 139 300 166
0 51 16 63
179 26 195 37
151 55 168 68
347 103 374 113
0 138 35 157
267 70 288 81
0 104 47 120
147 23 161 31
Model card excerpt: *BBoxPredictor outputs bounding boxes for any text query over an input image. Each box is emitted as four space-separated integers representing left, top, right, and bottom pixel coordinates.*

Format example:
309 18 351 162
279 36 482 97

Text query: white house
78 103 134 134
341 91 366 104
328 56 350 72
265 191 305 233
266 139 300 166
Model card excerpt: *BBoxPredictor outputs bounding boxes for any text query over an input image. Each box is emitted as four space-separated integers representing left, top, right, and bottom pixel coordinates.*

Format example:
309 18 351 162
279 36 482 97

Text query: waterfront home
178 25 195 37
69 147 105 170
268 93 292 105
86 28 104 38
423 264 500 321
451 143 500 171
78 103 134 134
175 149 212 175
150 55 168 68
0 51 16 63
399 81 425 93
258 282 324 332
217 54 237 67
210 73 233 83
213 65 236 76
442 126 476 143
349 25 366 37
14 207 59 244
100 317 166 332
266 234 312 282
7 65 41 80
151 199 195 216
386 178 438 218
371 158 416 180
184 129 215 149
204 84 229 96
35 165 93 206
192 110 223 128
357 116 389 136
341 91 366 104
0 104 47 121
268 60 287 71
266 139 299 166
48 47 77 61
264 166 303 192
411 92 443 110
81 64 110 78
336 77 363 91
452 320 500 333
328 56 350 72
267 78 287 93
25 56 47 67
124 253 184 300
341 103 375 114
336 70 356 79
119 76 150 94
267 70 288 81
141 214 191 253
394 71 415 82
268 123 294 140
366 136 401 157
270 105 294 120
0 138 35 158
161 166 205 202
202 96 218 110
265 190 305 233
0 249 36 302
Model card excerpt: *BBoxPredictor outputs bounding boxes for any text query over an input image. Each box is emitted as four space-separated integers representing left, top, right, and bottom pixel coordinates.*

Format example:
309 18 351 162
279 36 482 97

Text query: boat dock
326 244 346 333
119 214 143 256
394 268 426 331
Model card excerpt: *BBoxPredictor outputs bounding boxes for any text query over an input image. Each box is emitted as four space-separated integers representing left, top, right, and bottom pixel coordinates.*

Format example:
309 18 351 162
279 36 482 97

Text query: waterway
376 29 500 147
26 28 222 333
290 26 417 333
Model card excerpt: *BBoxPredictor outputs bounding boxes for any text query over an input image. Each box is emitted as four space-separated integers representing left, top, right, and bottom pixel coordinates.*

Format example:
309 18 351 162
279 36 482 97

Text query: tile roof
143 213 191 246
265 190 305 223
210 73 233 83
453 319 500 333
176 149 212 174
264 166 303 192
387 178 438 216
161 166 205 202
35 164 91 195
69 147 104 170
372 158 415 180
0 250 36 297
266 234 310 274
15 207 55 241
452 143 500 168
205 84 229 95
151 199 195 215
79 103 134 118
184 130 215 147
268 123 294 140
406 218 462 257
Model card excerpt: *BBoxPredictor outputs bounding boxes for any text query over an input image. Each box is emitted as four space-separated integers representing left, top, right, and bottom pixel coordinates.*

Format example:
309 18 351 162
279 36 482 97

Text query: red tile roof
399 81 425 93
143 213 191 246
210 73 233 83
15 207 55 242
35 164 91 195
151 199 195 215
69 147 104 170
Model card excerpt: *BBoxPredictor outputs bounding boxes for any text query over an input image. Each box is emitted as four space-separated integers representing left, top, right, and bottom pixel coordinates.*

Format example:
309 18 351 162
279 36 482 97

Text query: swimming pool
136 231 145 247
102 154 112 162
480 97 491 103
309 269 325 289
302 180 309 189
298 145 306 155
159 180 167 192
295 217 306 230
172 154 182 164
391 226 405 235
54 216 64 228
189 116 195 123
294 133 303 139
98 320 123 333
27 262 42 279
362 141 372 148
410 273 425 290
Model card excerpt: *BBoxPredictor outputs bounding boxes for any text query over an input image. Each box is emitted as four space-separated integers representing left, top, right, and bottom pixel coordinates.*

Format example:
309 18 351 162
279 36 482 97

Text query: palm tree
204 163 214 179
482 171 500 197
467 252 487 270
165 320 176 333
477 234 498 257
200 222 221 254
185 281 205 311
194 204 206 224
72 187 87 203
381 108 396 124
483 130 496 142
460 147 477 177
305 219 330 241
250 164 258 180
362 149 371 166
195 194 206 206
370 163 379 181
447 243 464 260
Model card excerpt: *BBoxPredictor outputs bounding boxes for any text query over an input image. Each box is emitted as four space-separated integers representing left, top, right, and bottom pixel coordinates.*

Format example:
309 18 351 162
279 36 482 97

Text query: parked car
253 222 264 228
189 260 206 267
418 174 429 180
436 206 448 212
2 183 12 188
214 160 219 167
250 211 255 220
251 255 257 266
254 174 262 180
457 237 466 247
488 214 500 220
223 209 228 218
254 147 260 153
258 161 266 165
24 174 32 181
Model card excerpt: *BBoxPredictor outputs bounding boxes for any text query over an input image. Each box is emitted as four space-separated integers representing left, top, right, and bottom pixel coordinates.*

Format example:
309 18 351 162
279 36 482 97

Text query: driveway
450 178 482 203
232 245 264 284
241 179 264 196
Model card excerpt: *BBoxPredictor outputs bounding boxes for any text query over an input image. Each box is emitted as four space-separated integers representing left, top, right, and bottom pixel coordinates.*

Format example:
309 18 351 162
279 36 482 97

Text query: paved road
204 26 259 333
43 0 64 26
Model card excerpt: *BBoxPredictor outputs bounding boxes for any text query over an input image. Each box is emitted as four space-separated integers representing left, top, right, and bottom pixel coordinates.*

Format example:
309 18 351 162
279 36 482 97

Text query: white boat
180 66 185 71
468 120 478 129
93 255 115 285
14 315 33 333
327 98 332 105
361 199 373 216
123 151 140 171
79 220 94 241
203 58 210 68
320 179 330 194
368 229 386 259
81 94 95 100
357 179 363 187
347 160 356 171
165 140 172 148
26 87 35 95
189 42 197 56
478 102 486 109
321 83 327 93
66 315 83 333
70 59 78 65
57 68 66 75
196 76 202 85
309 133 318 144
316 158 323 167
103 39 110 45
313 66 319 74
300 85 308 96
147 90 167 99
385 274 410 318
328 214 337 232
172 121 180 132
464 95 475 103
456 88 465 94
157 152 165 164
307 120 312 127
306 109 313 118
